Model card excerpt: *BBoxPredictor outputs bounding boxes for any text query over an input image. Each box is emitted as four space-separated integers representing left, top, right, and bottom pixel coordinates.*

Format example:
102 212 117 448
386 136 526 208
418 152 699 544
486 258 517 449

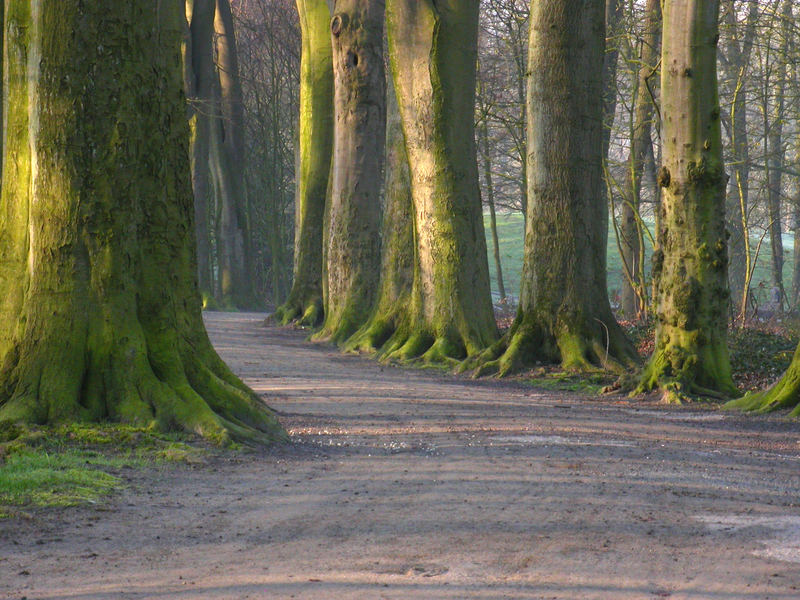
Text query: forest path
3 311 800 599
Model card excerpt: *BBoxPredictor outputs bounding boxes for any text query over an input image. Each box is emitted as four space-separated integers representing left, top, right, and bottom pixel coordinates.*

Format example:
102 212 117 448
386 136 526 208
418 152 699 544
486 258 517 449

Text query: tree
620 0 662 319
273 0 333 326
467 0 637 376
344 72 414 354
0 0 285 444
184 0 250 307
315 0 386 344
382 0 498 363
635 0 738 401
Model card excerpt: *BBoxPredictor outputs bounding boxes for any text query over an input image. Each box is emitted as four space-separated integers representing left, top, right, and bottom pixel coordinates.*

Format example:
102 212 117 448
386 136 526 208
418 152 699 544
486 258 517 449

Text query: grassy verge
0 423 209 518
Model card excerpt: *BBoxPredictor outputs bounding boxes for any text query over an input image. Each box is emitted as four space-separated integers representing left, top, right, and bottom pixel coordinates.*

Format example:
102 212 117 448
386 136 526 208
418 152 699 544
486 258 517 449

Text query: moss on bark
633 0 738 402
464 0 637 377
314 0 385 345
383 0 497 365
273 0 333 327
0 0 286 445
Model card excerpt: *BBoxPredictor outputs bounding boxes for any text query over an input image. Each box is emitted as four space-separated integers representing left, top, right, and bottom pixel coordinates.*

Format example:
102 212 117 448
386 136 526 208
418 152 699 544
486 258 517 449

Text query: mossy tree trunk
344 66 414 355
315 0 385 344
384 0 498 364
620 0 661 319
467 0 637 377
185 0 216 297
635 0 737 402
0 0 286 444
211 0 250 308
273 0 333 326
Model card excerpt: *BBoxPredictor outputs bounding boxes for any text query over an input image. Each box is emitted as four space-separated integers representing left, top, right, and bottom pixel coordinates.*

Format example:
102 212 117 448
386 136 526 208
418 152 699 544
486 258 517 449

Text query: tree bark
344 66 414 354
211 0 250 307
0 0 285 443
479 118 506 301
467 0 637 376
185 0 216 297
636 0 737 401
314 0 385 344
620 0 661 319
384 0 498 363
273 0 333 326
601 0 624 161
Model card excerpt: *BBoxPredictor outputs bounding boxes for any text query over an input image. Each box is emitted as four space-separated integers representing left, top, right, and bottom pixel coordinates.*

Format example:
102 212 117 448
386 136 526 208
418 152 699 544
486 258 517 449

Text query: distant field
484 211 795 303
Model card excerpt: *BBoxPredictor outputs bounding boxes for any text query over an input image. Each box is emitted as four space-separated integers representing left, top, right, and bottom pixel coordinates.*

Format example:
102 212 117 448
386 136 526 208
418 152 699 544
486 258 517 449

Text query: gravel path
2 311 800 599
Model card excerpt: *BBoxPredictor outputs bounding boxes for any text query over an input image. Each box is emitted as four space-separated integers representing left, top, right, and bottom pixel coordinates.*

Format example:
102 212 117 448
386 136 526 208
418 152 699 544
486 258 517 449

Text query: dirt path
3 312 800 599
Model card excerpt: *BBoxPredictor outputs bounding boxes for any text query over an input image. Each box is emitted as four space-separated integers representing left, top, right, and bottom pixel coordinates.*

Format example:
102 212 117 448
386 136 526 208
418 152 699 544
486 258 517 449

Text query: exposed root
725 365 800 416
464 314 638 379
269 297 323 328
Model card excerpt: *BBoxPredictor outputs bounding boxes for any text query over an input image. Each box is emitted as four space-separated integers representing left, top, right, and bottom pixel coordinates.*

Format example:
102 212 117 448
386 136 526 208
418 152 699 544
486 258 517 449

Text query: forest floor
3 312 800 599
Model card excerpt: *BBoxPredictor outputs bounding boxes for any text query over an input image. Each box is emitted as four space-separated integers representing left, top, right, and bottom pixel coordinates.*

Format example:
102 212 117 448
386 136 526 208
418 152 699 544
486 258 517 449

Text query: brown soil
3 311 800 599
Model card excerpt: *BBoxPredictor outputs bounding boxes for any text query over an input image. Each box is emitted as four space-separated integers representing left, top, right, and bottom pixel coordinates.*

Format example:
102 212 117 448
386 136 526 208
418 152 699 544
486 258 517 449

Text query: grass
484 211 796 302
0 423 208 517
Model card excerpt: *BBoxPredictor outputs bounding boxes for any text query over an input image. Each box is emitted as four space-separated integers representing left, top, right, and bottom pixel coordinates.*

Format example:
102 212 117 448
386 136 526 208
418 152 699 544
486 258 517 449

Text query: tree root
462 315 638 378
724 366 800 416
269 296 323 328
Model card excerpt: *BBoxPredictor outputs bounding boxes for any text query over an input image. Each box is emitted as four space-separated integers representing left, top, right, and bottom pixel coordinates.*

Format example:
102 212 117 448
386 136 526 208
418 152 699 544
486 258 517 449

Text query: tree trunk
467 0 636 377
384 0 498 363
211 0 250 308
185 0 216 297
479 119 506 301
344 65 414 354
314 0 385 344
636 0 737 401
620 0 661 319
273 0 333 326
0 0 285 443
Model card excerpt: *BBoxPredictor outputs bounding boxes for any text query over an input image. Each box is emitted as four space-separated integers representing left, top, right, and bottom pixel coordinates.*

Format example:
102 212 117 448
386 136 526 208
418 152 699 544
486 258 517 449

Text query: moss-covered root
376 323 489 369
269 296 323 327
725 355 800 416
633 330 740 404
462 315 639 378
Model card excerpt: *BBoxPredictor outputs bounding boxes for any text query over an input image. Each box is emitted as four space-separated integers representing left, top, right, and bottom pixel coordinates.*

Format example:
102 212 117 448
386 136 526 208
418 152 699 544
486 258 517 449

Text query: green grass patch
0 423 208 517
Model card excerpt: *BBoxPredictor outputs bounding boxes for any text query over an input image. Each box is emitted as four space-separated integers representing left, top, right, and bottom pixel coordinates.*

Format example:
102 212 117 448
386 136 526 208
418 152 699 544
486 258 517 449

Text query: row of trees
1 0 799 442
275 0 800 414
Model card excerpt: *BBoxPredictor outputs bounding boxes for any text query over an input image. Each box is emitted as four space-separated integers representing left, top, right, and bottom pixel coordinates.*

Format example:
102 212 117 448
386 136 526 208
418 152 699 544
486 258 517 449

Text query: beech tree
381 0 498 363
184 0 250 307
315 0 386 344
467 0 637 376
345 71 414 354
0 0 285 443
635 0 738 401
273 0 333 326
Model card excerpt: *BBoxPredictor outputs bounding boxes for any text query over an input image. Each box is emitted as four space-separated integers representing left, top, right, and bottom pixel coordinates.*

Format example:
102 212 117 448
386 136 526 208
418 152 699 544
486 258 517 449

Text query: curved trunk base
462 312 638 377
634 329 739 403
725 362 800 416
0 321 287 446
271 295 323 327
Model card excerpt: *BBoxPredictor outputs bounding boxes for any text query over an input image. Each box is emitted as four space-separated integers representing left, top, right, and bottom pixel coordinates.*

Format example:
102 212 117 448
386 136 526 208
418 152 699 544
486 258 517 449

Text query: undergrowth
0 423 211 518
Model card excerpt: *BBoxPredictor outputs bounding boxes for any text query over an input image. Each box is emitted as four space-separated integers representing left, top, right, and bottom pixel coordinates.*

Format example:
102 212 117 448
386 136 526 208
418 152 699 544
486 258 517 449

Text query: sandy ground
3 311 800 599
